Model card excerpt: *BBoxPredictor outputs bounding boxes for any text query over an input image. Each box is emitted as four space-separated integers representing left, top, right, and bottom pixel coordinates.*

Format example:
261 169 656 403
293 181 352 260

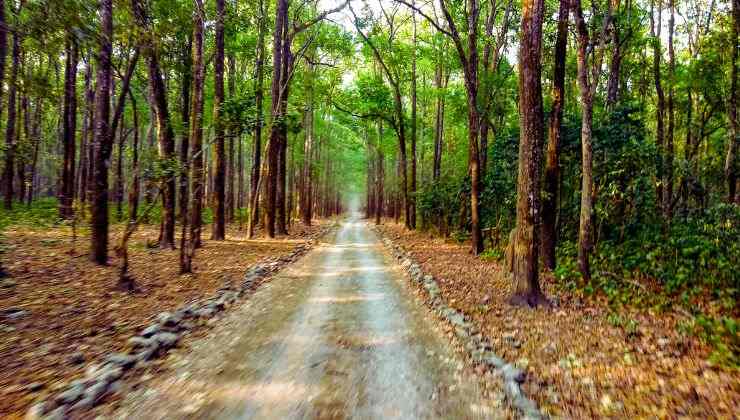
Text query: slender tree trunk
409 6 418 229
179 38 192 223
0 0 8 205
725 0 738 203
129 91 140 221
511 0 546 306
28 99 41 205
664 0 675 219
90 0 114 264
60 34 78 218
301 60 315 225
227 53 236 222
540 0 568 270
131 0 177 249
376 119 384 225
78 59 93 203
3 6 21 210
651 0 666 214
211 0 226 240
433 62 444 182
248 0 266 238
188 0 206 262
606 0 622 108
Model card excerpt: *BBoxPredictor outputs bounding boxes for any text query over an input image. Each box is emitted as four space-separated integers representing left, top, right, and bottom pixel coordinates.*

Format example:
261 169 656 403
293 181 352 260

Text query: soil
377 222 739 419
0 221 324 419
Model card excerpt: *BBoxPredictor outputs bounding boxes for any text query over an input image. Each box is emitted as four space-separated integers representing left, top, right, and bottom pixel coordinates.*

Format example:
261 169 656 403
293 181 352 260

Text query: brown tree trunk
60 34 78 218
3 4 21 210
409 7 418 229
78 58 94 203
664 0 675 219
301 60 315 226
433 62 444 182
248 0 267 238
606 0 622 108
90 0 114 264
188 0 206 262
128 91 140 221
131 0 176 249
179 37 192 223
651 0 665 214
540 0 568 270
0 0 7 206
211 0 226 240
376 119 384 225
511 0 546 306
227 53 236 222
725 0 738 203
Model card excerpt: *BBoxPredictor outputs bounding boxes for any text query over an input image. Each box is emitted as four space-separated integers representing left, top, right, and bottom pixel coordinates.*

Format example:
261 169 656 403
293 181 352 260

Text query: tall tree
573 0 611 281
131 0 177 249
248 0 267 238
60 33 78 219
510 0 546 306
540 0 568 270
3 1 22 210
212 0 226 240
651 0 666 215
726 0 739 203
90 0 114 264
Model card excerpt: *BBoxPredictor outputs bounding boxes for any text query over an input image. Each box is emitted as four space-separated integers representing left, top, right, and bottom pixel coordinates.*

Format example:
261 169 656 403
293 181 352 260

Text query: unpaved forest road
112 217 502 419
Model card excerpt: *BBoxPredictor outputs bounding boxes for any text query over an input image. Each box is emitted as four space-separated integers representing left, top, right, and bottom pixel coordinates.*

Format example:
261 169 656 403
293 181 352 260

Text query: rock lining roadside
376 229 544 420
26 224 335 420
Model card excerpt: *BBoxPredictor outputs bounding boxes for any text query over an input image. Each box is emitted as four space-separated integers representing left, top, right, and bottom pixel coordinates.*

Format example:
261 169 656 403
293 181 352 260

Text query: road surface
112 217 503 419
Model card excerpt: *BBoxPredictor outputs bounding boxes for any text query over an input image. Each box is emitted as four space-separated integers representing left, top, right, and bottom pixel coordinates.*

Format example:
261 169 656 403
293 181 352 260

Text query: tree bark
664 0 675 219
131 0 177 249
179 37 192 223
725 0 738 203
212 0 226 240
540 0 568 270
129 90 140 221
188 0 206 260
60 33 78 218
511 0 546 306
651 0 666 214
90 0 114 264
248 0 267 238
78 58 94 203
433 61 445 182
409 5 418 229
3 4 21 210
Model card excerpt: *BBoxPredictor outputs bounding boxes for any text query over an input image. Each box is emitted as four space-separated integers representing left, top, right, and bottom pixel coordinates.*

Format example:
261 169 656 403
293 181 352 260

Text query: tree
59 33 78 219
540 0 568 270
3 0 22 210
212 0 226 240
573 0 612 281
131 0 177 249
726 0 739 203
90 0 114 264
510 0 547 306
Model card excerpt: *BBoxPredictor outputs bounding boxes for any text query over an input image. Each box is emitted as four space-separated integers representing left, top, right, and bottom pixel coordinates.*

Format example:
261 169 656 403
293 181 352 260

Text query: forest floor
0 219 324 419
377 222 739 419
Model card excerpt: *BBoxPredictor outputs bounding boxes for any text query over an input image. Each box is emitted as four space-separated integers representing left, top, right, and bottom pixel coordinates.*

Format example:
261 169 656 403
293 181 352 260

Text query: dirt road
112 218 502 419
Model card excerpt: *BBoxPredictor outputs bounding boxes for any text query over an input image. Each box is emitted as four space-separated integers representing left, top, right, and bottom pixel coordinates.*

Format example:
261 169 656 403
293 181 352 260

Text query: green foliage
0 198 63 231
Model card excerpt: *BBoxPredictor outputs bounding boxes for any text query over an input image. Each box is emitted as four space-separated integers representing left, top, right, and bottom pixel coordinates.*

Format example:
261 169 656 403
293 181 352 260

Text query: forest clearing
0 0 738 418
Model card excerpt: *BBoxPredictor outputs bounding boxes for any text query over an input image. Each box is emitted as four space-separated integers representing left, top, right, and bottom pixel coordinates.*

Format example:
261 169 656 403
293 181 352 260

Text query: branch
348 2 399 89
394 0 452 37
293 0 349 35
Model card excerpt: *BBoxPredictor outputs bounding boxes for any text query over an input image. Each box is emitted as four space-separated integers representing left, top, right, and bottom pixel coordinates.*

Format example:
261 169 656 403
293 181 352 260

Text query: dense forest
0 0 738 370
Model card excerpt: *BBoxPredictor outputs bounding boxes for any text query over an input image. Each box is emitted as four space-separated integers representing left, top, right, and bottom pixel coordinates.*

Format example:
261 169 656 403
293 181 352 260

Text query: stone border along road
374 226 544 420
26 223 337 420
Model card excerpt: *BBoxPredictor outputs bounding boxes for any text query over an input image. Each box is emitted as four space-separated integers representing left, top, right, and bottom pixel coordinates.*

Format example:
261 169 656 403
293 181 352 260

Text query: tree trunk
301 61 315 226
129 91 140 221
248 0 267 238
188 0 206 257
540 0 568 270
211 0 226 240
433 62 444 182
606 0 622 108
60 34 78 218
0 0 8 205
179 37 192 222
725 0 738 203
131 0 176 249
3 6 21 210
511 0 546 306
664 0 675 219
651 0 666 214
409 7 418 229
78 58 94 203
90 0 114 264
376 119 384 225
227 53 236 222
